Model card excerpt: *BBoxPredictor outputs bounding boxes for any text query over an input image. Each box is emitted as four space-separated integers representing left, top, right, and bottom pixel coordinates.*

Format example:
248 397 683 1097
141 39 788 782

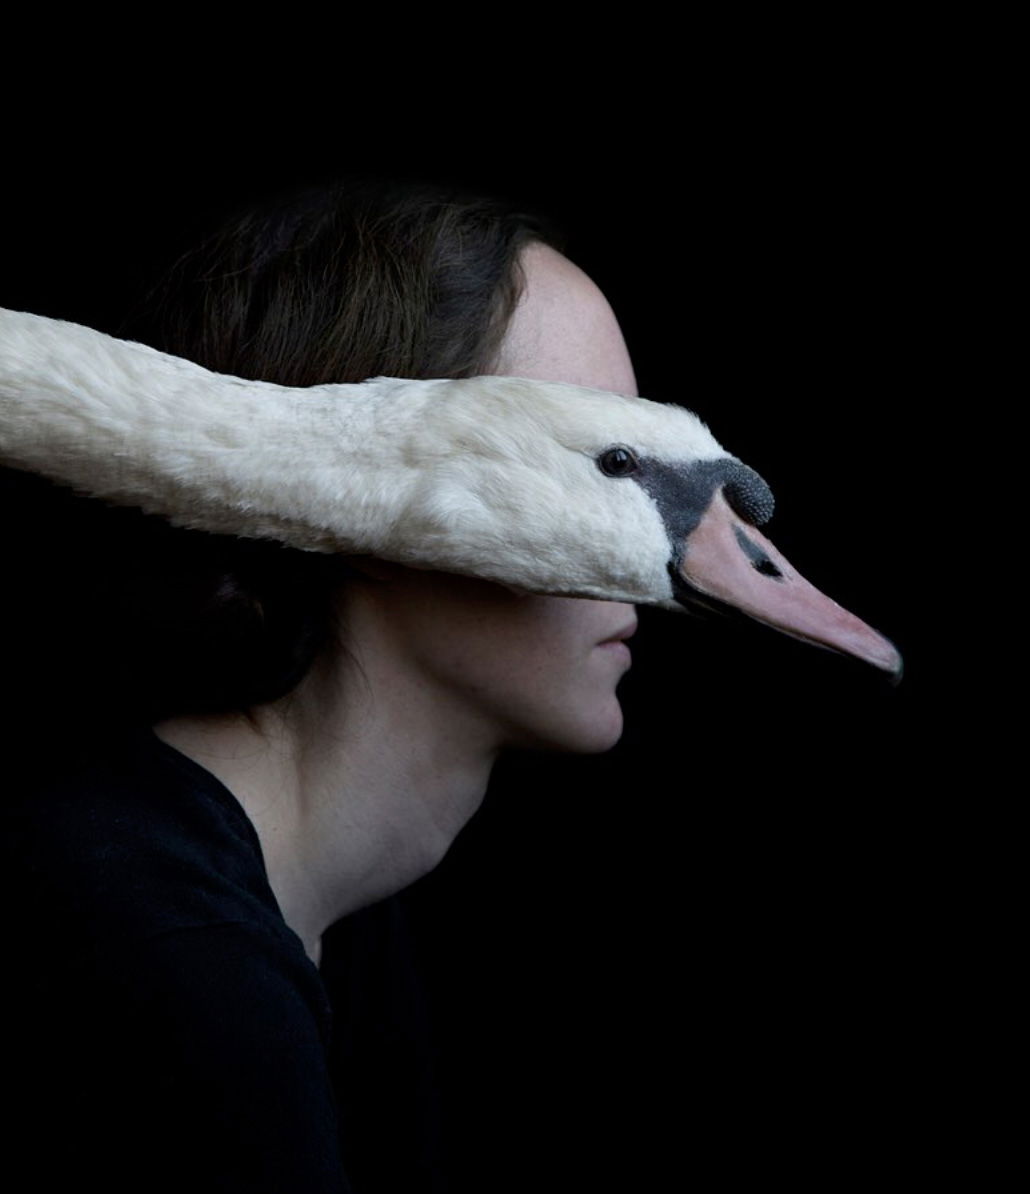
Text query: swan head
384 375 902 678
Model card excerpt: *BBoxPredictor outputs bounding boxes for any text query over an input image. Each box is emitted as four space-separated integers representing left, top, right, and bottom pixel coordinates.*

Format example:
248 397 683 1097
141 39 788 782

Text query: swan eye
597 446 640 477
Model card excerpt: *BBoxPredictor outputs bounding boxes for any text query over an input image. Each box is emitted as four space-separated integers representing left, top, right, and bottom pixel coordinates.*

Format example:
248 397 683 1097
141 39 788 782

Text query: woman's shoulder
4 726 297 958
3 728 346 1191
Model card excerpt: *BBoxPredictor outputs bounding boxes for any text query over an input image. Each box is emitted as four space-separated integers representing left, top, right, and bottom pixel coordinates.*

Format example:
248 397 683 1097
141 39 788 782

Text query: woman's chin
587 704 626 754
530 699 625 756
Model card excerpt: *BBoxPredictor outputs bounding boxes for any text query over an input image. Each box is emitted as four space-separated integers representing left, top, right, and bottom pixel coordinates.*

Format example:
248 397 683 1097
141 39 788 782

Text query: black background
3 51 975 1189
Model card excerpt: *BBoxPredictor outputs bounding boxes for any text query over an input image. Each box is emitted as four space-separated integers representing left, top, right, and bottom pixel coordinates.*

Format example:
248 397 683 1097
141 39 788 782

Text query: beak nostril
733 525 785 582
753 558 783 578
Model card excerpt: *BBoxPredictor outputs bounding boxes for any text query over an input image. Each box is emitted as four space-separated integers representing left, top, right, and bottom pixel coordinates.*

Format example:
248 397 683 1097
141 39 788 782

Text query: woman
3 178 643 1192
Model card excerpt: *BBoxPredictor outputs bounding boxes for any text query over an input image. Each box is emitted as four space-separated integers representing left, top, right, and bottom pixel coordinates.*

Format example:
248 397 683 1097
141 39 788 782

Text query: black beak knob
722 463 775 527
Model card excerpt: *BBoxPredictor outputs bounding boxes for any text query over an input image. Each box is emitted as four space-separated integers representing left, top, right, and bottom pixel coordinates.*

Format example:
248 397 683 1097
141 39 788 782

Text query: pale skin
155 243 640 965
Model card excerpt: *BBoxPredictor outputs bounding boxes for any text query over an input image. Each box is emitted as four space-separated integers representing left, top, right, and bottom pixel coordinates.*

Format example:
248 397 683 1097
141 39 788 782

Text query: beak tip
679 490 904 685
864 633 903 684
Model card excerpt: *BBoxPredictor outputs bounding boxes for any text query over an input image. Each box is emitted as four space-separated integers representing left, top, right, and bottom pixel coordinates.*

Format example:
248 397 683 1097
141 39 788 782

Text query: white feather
0 307 734 609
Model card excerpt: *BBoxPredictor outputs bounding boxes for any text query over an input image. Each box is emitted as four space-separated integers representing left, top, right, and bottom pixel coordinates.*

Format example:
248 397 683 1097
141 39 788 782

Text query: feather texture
0 307 729 608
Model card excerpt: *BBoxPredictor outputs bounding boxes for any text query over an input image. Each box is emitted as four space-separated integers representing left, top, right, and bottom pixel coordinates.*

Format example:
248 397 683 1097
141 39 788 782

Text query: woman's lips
598 622 637 663
599 621 638 646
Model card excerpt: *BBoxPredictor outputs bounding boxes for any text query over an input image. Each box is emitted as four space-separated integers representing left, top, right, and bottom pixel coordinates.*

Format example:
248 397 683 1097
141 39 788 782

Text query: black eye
597 446 640 477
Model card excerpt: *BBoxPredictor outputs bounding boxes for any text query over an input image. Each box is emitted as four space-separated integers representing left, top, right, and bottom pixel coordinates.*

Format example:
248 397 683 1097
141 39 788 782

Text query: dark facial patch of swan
632 458 776 607
633 457 775 545
733 525 783 579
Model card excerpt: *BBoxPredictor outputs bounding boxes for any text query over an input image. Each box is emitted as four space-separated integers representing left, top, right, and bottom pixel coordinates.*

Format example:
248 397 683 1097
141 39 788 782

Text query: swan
0 306 901 677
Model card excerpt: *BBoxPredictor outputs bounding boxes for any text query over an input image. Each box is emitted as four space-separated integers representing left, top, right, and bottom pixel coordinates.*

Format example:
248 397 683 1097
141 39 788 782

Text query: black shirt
4 729 350 1192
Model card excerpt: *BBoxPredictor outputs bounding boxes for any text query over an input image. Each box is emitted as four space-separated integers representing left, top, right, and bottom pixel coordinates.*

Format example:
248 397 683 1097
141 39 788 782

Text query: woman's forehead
491 242 639 398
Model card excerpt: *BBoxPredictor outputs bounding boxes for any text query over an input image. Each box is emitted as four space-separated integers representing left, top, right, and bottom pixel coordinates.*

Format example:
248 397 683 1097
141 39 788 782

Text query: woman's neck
154 635 499 965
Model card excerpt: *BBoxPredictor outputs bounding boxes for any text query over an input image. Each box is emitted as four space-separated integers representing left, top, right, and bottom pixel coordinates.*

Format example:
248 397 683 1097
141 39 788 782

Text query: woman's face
346 243 640 755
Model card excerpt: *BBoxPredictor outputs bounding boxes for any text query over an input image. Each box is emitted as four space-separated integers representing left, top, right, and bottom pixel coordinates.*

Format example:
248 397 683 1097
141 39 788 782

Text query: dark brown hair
5 178 562 732
128 178 559 385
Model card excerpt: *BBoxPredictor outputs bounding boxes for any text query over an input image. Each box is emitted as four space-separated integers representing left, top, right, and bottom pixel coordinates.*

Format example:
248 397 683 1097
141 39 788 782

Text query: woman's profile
1 172 905 1193
2 178 653 1192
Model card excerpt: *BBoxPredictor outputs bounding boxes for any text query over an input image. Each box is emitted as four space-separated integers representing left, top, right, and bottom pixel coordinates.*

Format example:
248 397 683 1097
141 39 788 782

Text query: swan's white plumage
0 307 730 609
0 305 905 677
